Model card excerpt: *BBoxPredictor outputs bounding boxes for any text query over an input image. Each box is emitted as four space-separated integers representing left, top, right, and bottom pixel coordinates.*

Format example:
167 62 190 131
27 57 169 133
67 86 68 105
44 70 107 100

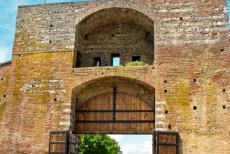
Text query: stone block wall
0 0 229 153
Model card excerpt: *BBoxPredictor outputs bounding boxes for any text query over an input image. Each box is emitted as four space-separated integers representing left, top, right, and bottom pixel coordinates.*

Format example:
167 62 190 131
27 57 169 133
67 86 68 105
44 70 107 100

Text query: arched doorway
73 7 155 67
72 76 155 134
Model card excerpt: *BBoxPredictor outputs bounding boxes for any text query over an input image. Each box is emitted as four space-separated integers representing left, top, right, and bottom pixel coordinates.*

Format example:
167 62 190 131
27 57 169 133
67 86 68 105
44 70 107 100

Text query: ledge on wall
73 64 153 71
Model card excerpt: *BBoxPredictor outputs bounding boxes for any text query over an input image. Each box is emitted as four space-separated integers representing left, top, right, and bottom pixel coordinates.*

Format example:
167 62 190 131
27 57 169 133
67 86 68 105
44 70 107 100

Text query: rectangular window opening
132 56 141 62
94 57 101 67
111 53 120 66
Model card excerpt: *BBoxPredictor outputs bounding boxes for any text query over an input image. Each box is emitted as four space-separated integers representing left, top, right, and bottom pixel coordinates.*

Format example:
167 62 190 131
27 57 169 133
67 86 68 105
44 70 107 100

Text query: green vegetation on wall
125 61 147 66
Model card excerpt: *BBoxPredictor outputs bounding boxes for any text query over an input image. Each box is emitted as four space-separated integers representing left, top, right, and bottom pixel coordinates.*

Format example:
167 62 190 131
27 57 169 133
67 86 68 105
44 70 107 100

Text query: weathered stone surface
0 0 230 153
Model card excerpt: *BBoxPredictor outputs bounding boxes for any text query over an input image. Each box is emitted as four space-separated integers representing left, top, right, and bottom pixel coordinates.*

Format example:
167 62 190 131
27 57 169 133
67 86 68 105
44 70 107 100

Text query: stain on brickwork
0 0 229 153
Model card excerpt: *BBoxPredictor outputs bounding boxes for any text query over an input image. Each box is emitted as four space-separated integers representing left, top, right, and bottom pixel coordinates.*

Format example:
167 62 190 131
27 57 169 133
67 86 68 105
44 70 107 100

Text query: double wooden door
75 88 155 134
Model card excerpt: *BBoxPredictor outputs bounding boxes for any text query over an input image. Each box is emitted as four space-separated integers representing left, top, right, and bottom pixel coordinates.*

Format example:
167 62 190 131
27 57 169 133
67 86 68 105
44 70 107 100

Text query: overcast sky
0 1 229 153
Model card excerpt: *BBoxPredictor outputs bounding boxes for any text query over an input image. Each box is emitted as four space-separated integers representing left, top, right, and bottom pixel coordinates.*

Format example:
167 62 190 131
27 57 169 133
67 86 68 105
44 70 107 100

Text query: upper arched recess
73 7 155 67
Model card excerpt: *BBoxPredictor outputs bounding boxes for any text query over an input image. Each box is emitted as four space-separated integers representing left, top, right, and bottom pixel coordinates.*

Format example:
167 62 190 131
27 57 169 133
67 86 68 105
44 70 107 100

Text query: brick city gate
49 77 179 154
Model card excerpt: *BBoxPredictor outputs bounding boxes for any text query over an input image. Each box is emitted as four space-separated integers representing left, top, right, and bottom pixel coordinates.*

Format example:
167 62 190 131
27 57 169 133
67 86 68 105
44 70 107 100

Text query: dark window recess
76 51 82 67
145 32 152 42
111 53 120 66
94 57 101 66
132 56 141 62
84 34 89 40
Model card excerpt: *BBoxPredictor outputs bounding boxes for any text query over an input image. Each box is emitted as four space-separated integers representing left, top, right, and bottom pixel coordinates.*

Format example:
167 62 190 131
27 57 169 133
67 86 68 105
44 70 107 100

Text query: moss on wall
206 83 217 131
166 80 190 129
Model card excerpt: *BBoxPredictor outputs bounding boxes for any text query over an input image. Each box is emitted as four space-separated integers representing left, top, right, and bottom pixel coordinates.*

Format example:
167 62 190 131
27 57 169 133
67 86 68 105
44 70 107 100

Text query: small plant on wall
125 61 147 66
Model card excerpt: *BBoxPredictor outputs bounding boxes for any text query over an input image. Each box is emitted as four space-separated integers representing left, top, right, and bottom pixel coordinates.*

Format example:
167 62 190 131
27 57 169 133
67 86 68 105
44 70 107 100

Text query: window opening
94 57 101 67
111 53 120 66
132 56 141 62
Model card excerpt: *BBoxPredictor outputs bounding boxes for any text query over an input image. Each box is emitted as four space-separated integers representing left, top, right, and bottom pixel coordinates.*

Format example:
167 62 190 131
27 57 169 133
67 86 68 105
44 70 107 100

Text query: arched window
73 8 154 67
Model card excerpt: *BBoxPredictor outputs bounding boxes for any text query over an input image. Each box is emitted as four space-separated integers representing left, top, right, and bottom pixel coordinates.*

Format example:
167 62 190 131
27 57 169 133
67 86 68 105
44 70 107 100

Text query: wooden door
75 89 154 134
49 131 69 154
153 131 179 154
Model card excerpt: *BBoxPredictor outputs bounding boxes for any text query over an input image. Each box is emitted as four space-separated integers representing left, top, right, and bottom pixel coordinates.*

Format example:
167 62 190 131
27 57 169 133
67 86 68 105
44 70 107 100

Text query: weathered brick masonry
0 0 230 153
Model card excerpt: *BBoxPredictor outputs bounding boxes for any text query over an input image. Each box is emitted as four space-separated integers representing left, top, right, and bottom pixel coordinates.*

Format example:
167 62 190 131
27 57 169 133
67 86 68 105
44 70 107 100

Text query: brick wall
0 0 229 153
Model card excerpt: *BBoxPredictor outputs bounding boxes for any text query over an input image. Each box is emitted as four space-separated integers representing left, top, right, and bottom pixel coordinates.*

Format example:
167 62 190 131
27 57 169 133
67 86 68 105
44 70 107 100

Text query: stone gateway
0 0 230 153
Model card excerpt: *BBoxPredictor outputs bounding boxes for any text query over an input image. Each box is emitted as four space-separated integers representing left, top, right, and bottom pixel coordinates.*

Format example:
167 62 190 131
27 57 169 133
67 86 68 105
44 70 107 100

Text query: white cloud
0 52 7 64
0 47 11 63
109 135 152 154
109 135 124 142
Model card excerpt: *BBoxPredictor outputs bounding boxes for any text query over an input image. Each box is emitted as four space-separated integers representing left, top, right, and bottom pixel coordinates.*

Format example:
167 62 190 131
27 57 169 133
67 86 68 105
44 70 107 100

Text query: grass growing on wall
125 61 147 66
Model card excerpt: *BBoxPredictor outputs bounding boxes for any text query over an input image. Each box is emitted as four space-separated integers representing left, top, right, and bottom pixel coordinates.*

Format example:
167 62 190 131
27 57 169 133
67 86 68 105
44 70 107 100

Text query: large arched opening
73 7 154 67
72 76 155 134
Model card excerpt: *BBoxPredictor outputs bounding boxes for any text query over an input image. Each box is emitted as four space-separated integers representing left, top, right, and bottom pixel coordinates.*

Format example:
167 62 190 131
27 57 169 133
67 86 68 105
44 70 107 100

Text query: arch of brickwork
72 76 155 134
73 7 155 67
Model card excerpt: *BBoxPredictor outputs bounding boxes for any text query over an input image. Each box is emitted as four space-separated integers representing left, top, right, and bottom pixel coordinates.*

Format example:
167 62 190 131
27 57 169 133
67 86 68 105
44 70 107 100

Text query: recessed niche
165 110 168 114
193 79 196 82
223 89 226 92
49 40 52 43
84 34 89 40
193 106 197 110
164 80 167 83
1 78 3 81
3 94 6 98
168 124 172 130
164 89 168 93
223 105 226 109
220 48 224 52
50 24 53 27
74 8 154 68
180 17 183 20
54 98 57 102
